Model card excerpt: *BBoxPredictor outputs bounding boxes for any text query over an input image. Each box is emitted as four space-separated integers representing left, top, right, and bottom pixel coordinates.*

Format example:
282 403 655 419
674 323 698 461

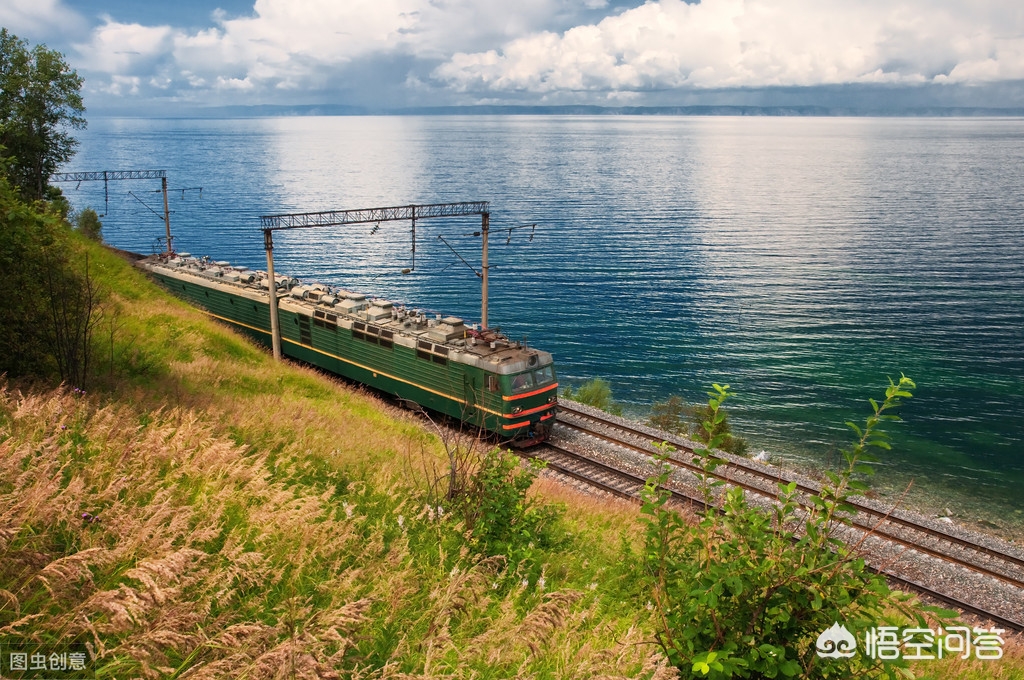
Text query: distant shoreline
86 104 1024 119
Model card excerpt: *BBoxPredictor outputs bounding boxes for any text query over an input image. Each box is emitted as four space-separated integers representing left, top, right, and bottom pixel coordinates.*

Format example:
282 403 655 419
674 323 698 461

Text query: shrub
648 395 687 434
419 420 563 571
75 206 102 241
649 394 749 456
456 449 562 561
0 177 105 388
641 378 932 679
562 378 623 416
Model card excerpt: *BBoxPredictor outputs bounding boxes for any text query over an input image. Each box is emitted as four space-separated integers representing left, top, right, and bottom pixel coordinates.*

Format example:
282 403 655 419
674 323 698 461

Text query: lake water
63 115 1024 528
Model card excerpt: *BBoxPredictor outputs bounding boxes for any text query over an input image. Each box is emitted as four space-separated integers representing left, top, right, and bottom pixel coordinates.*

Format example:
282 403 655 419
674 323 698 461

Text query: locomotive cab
500 359 558 446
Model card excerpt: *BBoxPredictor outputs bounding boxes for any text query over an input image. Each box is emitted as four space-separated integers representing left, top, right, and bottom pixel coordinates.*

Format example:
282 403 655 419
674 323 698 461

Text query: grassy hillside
0 240 666 678
1 236 1021 679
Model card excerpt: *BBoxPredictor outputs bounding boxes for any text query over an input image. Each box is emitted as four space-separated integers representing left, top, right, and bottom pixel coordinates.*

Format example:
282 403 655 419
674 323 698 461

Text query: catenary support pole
162 176 173 254
264 229 282 360
481 211 489 329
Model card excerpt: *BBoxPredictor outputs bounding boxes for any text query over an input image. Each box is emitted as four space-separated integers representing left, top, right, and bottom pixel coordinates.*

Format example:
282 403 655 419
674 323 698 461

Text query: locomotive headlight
512 406 522 414
548 396 556 403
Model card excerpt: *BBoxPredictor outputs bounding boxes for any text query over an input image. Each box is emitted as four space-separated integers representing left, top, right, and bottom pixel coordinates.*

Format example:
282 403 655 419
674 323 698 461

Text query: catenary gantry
258 201 491 360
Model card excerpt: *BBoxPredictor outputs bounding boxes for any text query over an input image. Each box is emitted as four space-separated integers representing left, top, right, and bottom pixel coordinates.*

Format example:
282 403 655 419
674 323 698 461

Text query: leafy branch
640 377 926 679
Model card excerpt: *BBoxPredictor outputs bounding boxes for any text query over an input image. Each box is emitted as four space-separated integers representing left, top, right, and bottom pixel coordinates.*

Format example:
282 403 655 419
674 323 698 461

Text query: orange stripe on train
503 403 556 418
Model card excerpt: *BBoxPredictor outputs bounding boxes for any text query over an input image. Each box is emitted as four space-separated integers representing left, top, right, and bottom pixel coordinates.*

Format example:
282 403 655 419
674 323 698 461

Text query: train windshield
532 365 555 386
510 372 534 392
510 365 555 393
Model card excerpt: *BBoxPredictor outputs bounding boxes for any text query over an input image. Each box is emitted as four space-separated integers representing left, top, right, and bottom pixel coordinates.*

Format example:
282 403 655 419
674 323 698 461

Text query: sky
4 0 1024 114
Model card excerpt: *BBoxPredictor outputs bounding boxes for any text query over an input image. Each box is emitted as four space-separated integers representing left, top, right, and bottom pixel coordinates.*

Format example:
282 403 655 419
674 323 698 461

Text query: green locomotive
139 253 558 445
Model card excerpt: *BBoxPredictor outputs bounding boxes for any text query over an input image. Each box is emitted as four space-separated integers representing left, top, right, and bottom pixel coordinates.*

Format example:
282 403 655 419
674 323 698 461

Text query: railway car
139 252 557 445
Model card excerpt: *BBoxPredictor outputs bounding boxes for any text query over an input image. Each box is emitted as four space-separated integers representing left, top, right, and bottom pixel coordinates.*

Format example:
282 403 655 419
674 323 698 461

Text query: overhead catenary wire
436 235 481 277
128 191 170 222
147 186 203 199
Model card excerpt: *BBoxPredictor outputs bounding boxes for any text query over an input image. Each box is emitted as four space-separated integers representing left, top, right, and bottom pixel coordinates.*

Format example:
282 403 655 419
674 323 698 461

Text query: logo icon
816 622 857 658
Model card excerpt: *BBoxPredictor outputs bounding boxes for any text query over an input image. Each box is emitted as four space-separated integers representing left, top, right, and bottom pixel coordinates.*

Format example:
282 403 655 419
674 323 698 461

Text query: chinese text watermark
816 622 1004 661
2 643 93 678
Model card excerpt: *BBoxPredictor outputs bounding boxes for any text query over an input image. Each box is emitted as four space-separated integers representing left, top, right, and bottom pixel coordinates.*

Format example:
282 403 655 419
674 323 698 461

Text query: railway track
543 403 1024 632
527 440 705 508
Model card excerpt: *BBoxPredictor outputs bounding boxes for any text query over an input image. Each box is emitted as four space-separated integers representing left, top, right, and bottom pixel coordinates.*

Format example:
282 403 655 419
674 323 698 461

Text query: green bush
0 175 69 378
75 206 102 241
421 426 564 574
648 394 687 434
640 378 937 679
649 393 749 456
562 378 623 416
456 449 562 562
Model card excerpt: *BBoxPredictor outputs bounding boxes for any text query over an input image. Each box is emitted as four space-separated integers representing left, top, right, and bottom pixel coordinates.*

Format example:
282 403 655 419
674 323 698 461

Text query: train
138 252 558 445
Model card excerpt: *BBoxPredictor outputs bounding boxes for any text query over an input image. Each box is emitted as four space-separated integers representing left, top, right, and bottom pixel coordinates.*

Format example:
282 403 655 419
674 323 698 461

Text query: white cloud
215 0 418 64
73 19 174 73
0 0 81 37
38 0 1024 108
98 75 141 96
67 0 593 103
215 75 255 91
434 0 1024 93
0 0 87 41
936 39 1024 83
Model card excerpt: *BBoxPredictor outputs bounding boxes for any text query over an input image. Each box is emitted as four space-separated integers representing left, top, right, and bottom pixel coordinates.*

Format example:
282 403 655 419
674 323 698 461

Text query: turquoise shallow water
64 115 1024 526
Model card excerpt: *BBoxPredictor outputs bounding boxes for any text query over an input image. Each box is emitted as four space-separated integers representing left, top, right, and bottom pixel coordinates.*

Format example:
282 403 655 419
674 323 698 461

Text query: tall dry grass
0 381 671 678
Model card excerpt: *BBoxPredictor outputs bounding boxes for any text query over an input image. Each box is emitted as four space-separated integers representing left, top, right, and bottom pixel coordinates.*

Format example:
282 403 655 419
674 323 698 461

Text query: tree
0 28 85 200
0 173 66 376
75 207 102 241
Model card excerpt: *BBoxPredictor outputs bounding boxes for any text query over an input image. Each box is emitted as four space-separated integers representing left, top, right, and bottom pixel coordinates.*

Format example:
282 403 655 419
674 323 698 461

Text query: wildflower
450 566 460 577
426 504 435 521
343 502 354 519
588 582 598 591
521 578 529 588
397 515 405 529
537 576 546 591
645 601 653 611
436 505 444 518
492 582 499 590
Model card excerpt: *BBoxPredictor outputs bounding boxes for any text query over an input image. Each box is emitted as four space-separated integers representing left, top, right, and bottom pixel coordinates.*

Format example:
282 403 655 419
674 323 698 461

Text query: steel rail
556 412 1024 589
875 569 1024 633
527 442 706 510
558 403 1024 585
523 433 1024 633
525 444 641 502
